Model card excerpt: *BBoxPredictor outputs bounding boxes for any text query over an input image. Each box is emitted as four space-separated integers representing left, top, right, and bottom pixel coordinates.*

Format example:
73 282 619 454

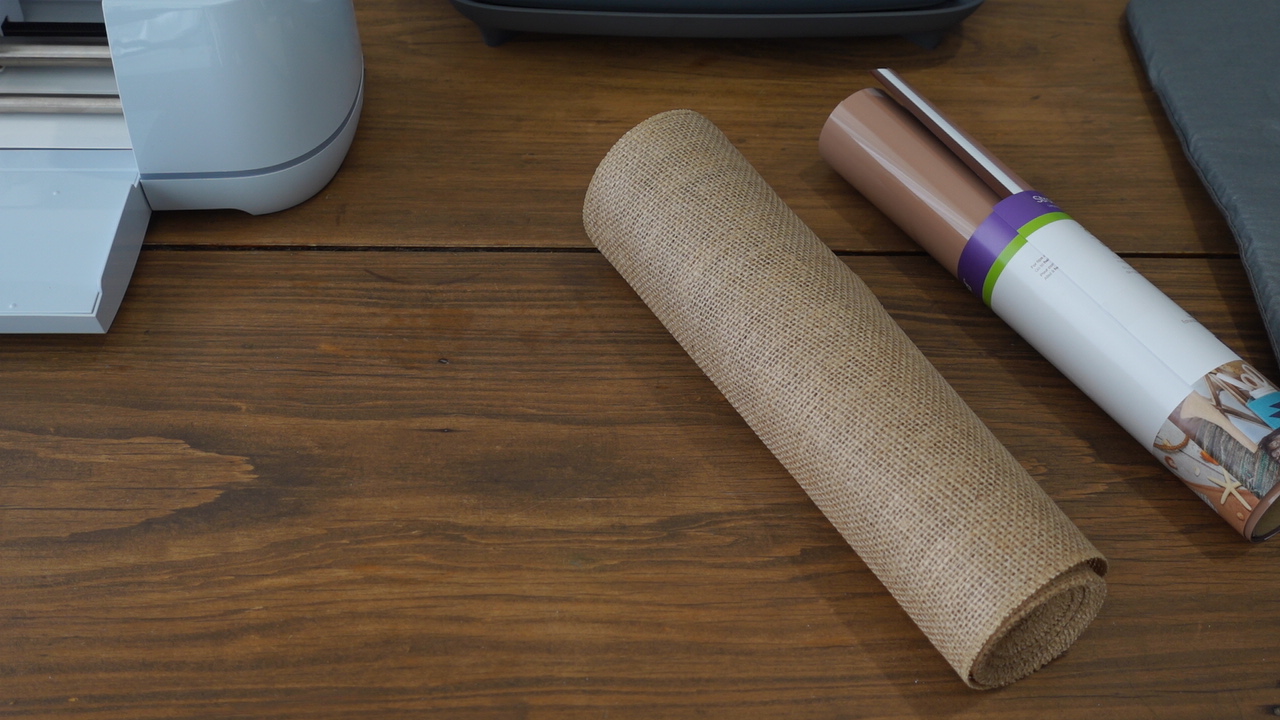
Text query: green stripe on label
980 212 1071 306
982 235 1026 306
1018 211 1070 238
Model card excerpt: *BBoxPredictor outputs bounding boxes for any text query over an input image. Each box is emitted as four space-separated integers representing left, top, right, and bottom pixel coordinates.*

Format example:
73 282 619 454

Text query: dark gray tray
481 0 938 10
450 0 985 47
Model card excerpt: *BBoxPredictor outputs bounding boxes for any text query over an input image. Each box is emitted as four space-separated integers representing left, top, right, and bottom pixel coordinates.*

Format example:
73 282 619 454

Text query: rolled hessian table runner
582 109 1108 689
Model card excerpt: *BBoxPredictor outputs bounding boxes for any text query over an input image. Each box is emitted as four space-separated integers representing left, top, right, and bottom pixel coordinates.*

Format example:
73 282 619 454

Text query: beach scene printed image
1153 360 1280 535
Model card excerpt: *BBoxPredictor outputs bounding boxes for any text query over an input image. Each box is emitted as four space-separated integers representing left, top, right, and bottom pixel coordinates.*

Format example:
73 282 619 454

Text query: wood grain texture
3 0 1276 716
144 0 1234 255
2 253 1279 718
0 432 255 543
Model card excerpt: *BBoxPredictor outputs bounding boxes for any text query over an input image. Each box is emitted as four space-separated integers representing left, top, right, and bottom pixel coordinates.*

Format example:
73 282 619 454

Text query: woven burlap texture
582 110 1107 689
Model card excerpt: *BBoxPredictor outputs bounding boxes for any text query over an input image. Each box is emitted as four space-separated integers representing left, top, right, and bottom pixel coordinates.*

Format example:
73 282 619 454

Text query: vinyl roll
819 88 999 275
820 84 1280 541
582 109 1107 689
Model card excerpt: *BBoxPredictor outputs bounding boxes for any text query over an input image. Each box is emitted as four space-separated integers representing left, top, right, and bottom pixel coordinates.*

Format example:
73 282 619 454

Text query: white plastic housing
104 0 365 214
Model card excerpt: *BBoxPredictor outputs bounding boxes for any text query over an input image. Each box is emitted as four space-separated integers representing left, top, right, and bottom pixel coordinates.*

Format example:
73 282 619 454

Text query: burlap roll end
967 560 1106 689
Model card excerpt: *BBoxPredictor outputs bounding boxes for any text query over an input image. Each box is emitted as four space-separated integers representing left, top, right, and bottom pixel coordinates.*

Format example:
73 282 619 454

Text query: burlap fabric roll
582 109 1108 689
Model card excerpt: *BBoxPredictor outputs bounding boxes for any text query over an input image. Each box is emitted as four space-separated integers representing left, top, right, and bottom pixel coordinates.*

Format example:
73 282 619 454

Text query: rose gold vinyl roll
819 88 999 275
583 109 1106 689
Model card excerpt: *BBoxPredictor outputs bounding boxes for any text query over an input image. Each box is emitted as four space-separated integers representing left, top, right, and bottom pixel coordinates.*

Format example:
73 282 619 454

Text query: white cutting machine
0 0 364 332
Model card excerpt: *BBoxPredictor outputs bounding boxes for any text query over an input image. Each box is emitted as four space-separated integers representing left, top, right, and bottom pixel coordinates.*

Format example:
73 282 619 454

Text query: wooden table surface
4 0 1278 717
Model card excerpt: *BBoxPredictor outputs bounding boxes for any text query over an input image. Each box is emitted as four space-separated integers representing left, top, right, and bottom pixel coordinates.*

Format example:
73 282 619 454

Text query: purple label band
956 191 1071 306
